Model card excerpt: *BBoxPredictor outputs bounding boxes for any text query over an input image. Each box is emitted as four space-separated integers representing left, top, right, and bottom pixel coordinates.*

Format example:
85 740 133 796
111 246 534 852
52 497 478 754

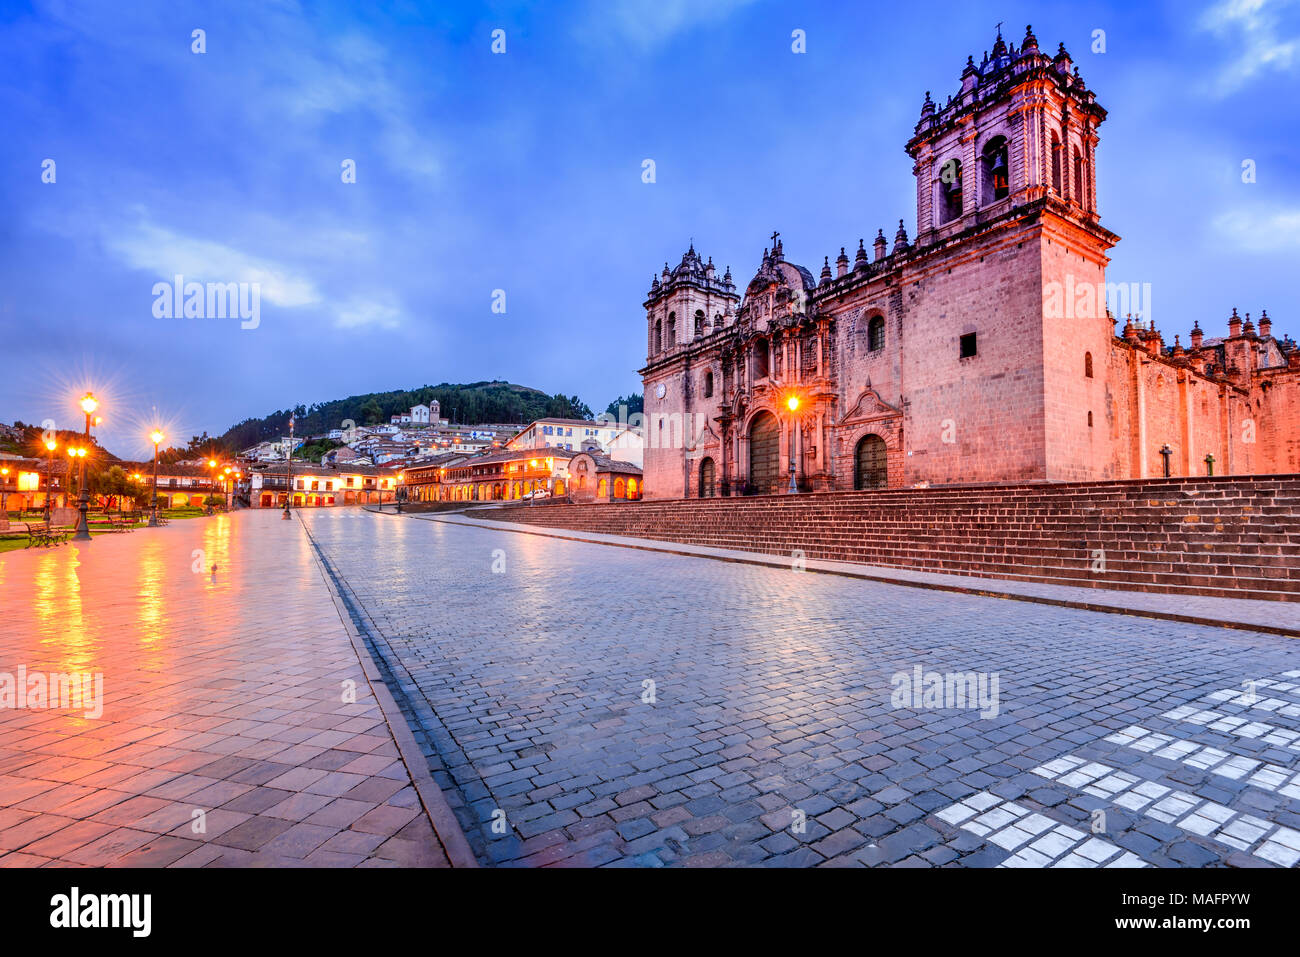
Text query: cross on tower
771 230 780 247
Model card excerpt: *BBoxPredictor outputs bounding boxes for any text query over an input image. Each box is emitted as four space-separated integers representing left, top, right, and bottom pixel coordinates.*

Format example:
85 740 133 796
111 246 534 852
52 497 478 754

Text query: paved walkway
307 508 1300 868
0 511 451 867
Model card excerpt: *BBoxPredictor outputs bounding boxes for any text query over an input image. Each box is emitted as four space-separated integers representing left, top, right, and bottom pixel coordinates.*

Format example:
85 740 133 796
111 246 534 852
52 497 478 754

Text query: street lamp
1 466 9 518
148 430 164 526
73 392 97 540
44 438 56 522
786 393 801 494
1205 453 1215 477
1159 443 1173 478
223 466 232 510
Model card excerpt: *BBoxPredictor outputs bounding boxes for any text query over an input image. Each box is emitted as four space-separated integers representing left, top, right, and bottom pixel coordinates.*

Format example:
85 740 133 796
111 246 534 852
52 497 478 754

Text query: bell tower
906 25 1107 244
644 244 737 363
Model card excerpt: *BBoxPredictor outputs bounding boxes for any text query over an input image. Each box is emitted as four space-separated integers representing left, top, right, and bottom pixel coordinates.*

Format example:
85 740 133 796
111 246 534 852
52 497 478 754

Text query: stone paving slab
309 508 1300 867
425 509 1300 636
0 511 451 867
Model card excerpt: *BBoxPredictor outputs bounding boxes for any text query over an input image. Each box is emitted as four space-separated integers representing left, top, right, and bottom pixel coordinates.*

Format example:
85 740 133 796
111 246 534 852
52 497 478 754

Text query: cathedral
638 26 1300 500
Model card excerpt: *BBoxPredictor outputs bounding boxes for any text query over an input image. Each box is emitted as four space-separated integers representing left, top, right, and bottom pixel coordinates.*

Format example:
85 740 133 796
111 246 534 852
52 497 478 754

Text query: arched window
1073 148 1083 205
982 135 1009 202
1051 133 1063 196
699 457 715 497
667 312 676 347
614 477 626 499
867 315 885 352
1084 352 1093 378
627 478 638 499
939 157 963 223
694 310 705 338
654 318 662 353
755 339 770 379
1087 410 1093 427
703 370 714 398
598 478 608 498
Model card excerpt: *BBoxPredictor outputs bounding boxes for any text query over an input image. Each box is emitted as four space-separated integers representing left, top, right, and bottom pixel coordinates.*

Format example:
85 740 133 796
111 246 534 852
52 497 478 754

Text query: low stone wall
495 475 1300 601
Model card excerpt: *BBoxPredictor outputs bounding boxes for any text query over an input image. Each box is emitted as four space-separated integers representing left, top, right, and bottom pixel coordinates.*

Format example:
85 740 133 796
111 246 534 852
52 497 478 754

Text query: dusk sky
1 0 1297 459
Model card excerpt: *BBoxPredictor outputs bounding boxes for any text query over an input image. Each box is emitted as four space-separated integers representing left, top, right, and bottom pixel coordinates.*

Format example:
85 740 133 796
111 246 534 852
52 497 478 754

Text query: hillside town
0 397 645 520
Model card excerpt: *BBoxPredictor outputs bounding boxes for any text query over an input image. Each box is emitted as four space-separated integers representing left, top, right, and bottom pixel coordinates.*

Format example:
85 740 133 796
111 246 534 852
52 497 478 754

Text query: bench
23 522 71 547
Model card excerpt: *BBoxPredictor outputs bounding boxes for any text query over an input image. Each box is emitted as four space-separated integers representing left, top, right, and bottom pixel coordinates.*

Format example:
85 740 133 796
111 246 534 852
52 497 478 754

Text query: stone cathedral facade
639 26 1299 500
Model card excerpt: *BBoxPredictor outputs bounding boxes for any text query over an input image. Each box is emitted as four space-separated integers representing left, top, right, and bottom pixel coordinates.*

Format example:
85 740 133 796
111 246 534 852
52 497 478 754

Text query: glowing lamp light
786 395 800 412
45 439 56 452
151 430 165 445
80 393 98 415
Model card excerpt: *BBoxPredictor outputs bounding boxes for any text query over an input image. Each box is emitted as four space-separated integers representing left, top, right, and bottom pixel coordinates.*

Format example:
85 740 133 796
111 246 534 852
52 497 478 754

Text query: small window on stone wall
867 315 885 352
1084 352 1093 377
703 370 714 398
960 332 977 358
1088 410 1093 427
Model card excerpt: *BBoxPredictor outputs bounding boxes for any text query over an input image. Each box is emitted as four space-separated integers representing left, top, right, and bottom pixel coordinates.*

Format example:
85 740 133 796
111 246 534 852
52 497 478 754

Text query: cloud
334 297 404 329
108 223 321 307
1211 205 1300 251
1199 0 1299 94
575 0 760 52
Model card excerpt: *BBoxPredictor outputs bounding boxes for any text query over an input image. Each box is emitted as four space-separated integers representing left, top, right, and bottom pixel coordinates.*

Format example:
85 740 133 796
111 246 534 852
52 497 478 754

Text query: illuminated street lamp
73 393 97 540
148 429 164 526
785 393 801 494
0 466 9 517
223 466 232 510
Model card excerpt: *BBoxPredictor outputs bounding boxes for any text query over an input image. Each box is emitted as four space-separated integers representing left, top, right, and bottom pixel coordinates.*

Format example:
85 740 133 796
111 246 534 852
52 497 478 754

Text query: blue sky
1 0 1297 458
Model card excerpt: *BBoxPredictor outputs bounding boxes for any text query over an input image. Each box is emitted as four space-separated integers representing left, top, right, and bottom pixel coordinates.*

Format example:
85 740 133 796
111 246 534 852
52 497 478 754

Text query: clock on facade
655 383 666 399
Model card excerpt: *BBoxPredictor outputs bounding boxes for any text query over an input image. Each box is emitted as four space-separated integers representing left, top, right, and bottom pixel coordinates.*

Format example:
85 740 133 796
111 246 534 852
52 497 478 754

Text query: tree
605 393 644 419
90 465 144 510
359 398 384 425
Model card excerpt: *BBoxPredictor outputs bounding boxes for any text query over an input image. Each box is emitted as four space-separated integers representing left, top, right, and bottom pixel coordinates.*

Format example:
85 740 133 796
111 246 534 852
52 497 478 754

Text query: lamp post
223 467 232 510
1 466 9 518
1205 453 1215 477
149 430 163 526
73 393 97 540
283 420 294 519
44 438 56 522
785 393 801 494
1159 443 1173 478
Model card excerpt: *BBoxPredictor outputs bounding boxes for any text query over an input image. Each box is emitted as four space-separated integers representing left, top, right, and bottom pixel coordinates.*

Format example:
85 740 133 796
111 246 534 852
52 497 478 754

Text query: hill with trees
218 381 593 452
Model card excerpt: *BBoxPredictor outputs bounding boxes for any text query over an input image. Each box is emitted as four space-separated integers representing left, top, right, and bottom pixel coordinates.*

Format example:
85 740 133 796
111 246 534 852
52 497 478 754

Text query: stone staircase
492 476 1300 602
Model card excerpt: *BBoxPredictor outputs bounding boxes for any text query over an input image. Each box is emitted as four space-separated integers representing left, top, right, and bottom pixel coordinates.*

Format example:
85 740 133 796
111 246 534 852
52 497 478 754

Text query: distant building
508 418 624 454
405 447 576 502
249 463 400 507
567 451 643 502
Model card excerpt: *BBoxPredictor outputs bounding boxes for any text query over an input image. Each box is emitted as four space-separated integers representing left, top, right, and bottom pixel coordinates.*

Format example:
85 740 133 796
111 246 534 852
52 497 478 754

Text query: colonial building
640 26 1299 499
568 451 643 502
508 418 624 454
249 463 399 507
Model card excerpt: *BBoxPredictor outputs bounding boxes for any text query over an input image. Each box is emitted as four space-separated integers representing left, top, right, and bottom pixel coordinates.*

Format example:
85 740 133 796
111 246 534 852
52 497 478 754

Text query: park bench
115 509 143 530
23 521 71 547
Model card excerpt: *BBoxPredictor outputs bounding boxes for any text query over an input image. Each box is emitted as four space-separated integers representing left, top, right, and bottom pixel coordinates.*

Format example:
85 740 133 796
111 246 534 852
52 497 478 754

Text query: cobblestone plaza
2 508 1298 868
303 509 1300 868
